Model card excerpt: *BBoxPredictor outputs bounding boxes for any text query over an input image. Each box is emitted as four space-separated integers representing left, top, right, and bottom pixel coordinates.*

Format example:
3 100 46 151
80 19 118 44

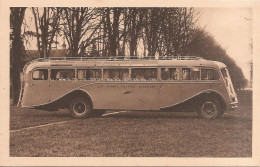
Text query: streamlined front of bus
220 67 238 110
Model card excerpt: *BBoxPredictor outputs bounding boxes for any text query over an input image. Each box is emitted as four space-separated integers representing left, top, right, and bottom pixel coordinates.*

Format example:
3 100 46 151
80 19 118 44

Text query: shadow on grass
102 111 202 120
12 106 252 122
103 110 252 122
220 115 252 122
35 112 72 119
35 110 251 121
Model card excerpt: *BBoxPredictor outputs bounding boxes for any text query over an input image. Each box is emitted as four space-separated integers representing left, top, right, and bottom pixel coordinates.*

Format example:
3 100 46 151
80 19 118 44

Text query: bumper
230 102 238 110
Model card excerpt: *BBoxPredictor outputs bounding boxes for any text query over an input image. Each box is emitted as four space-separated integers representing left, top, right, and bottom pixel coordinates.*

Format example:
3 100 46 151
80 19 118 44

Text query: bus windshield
221 67 235 94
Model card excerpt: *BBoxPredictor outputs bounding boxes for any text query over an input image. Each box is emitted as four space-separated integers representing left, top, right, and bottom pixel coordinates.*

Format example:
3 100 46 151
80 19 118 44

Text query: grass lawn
10 90 252 157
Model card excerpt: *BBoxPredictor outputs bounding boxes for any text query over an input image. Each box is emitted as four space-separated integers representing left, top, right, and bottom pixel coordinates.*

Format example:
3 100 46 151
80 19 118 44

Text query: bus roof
24 56 227 73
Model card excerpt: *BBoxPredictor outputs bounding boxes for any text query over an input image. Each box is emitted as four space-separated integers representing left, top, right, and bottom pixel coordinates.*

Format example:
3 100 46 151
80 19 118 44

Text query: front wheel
197 98 223 119
69 97 92 119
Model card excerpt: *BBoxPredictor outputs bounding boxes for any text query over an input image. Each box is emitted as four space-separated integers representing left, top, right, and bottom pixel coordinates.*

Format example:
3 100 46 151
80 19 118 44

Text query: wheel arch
33 89 94 111
66 89 93 108
196 90 227 112
51 89 93 109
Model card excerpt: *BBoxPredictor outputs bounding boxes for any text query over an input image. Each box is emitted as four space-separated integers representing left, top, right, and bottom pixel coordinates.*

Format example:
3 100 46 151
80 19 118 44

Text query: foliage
186 28 247 90
98 8 197 58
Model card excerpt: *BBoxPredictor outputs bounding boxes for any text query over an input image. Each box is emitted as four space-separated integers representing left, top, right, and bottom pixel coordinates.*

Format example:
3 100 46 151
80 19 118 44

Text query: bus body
18 56 238 119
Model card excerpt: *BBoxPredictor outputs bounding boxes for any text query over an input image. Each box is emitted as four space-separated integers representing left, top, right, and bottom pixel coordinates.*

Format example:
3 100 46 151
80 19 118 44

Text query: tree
140 8 197 58
31 7 62 58
104 8 122 57
186 28 247 90
62 7 102 57
142 8 162 57
10 7 26 105
127 8 145 57
158 8 197 57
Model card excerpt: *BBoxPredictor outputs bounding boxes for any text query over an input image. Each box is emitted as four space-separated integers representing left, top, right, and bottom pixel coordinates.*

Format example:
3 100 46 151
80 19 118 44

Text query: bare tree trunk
32 7 61 58
105 8 121 57
10 7 26 105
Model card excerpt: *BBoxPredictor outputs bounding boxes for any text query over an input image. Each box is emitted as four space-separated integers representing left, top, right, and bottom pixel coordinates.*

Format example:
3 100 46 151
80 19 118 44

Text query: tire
197 98 224 119
91 109 106 117
69 97 92 119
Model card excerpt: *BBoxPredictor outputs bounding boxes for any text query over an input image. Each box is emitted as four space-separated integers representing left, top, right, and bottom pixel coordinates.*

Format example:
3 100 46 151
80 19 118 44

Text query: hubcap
74 102 86 115
201 101 218 118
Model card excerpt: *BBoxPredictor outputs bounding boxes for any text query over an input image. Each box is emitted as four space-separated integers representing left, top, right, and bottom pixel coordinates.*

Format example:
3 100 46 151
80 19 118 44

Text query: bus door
159 67 181 108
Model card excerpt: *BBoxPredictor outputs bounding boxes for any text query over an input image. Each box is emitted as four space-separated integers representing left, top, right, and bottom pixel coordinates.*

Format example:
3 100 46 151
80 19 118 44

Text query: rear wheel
69 97 92 119
197 98 223 119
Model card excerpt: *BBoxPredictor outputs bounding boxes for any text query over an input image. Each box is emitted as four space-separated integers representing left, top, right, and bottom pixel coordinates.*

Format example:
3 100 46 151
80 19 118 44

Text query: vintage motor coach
18 56 238 119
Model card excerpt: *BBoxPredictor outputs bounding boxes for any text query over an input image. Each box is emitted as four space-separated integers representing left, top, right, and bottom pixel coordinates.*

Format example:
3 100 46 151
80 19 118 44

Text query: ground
9 90 252 157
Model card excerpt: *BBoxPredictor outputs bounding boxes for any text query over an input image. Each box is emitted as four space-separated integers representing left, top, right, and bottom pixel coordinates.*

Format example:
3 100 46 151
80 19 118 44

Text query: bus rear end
17 61 31 107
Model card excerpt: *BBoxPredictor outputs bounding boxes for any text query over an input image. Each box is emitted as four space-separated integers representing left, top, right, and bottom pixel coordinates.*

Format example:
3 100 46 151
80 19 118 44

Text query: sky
197 8 253 80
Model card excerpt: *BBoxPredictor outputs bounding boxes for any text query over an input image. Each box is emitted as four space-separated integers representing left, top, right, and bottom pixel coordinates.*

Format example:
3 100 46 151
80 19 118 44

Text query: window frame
102 67 130 81
160 67 181 81
77 68 103 81
130 67 158 82
179 66 221 82
200 67 220 81
31 68 49 81
50 68 76 81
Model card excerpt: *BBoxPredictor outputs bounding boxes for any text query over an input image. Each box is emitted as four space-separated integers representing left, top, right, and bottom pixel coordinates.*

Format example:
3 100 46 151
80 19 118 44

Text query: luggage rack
35 56 204 62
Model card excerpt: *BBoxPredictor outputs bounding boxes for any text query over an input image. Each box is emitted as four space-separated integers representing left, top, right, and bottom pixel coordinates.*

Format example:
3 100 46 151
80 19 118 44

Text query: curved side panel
21 81 95 107
160 89 227 109
160 81 230 110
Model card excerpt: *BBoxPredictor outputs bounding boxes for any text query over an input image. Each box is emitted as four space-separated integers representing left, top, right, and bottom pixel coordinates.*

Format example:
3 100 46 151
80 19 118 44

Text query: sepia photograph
1 0 260 166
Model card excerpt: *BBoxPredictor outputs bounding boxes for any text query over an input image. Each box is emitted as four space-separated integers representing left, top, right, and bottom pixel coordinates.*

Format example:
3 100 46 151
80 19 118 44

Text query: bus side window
201 69 219 80
190 67 200 80
131 68 157 81
182 68 191 80
131 69 144 81
161 68 179 81
78 70 85 80
51 69 75 80
32 69 48 80
182 68 200 80
78 69 102 81
115 69 129 81
103 69 129 81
